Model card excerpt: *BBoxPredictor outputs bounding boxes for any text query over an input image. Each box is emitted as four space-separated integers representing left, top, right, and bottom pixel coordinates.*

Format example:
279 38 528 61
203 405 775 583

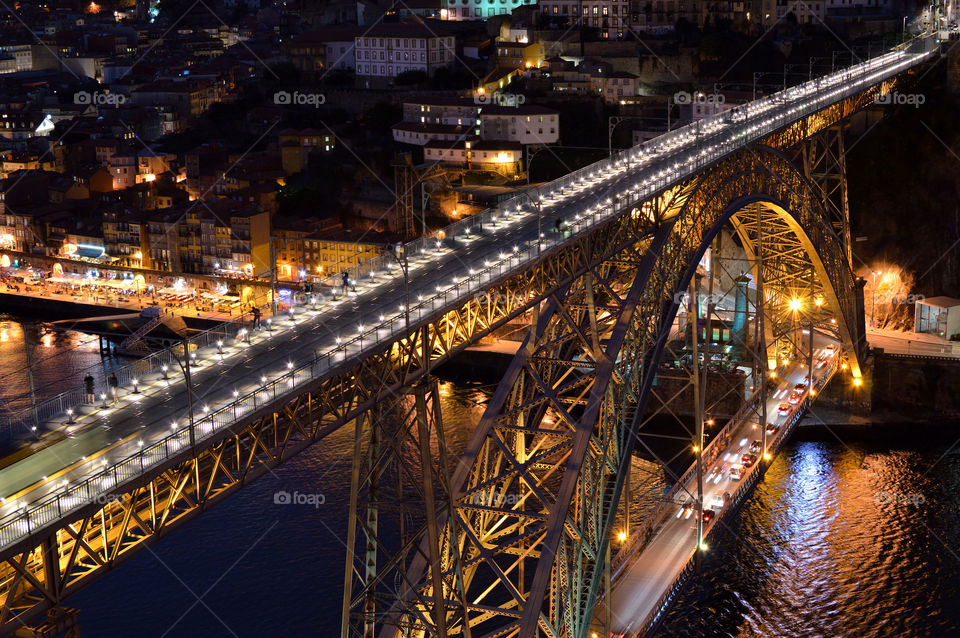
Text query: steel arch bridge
351 141 865 638
0 43 935 637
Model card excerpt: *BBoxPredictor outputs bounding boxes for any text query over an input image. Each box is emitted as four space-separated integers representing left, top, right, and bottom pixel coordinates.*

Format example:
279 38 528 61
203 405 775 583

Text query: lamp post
167 339 197 451
390 242 411 336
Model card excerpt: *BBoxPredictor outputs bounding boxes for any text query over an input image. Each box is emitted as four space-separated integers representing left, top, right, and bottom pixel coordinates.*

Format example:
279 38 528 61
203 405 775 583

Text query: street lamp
389 242 411 336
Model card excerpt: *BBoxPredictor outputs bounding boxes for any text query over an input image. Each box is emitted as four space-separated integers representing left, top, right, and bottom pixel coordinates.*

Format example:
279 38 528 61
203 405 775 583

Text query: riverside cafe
45 269 146 299
156 278 242 314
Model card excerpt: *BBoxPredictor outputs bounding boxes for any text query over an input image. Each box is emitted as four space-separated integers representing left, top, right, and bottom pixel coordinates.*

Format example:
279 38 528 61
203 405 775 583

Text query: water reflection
657 427 960 637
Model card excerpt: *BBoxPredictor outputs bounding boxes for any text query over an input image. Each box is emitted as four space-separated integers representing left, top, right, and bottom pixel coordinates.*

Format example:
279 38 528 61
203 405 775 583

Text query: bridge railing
3 41 930 442
619 355 842 636
0 42 934 550
0 306 266 439
611 351 844 574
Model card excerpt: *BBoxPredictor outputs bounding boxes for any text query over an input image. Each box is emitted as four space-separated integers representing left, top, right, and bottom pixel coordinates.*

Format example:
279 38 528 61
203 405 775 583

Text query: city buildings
354 24 457 80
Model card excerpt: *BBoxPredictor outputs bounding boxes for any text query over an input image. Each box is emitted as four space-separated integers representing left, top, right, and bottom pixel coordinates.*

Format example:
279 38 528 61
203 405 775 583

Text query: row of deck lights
7 51 920 541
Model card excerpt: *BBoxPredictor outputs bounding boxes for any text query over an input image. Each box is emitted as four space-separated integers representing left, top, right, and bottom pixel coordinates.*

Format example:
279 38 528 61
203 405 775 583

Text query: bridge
0 36 940 637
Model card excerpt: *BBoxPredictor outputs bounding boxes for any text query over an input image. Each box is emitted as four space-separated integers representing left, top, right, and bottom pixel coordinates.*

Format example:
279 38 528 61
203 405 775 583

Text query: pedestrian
84 374 95 403
252 306 261 329
341 271 350 295
108 373 119 404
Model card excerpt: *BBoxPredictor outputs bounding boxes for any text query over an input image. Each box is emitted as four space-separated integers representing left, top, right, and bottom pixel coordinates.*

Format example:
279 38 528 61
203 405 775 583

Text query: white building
590 71 640 104
354 24 456 78
479 104 560 145
0 43 32 72
440 0 537 20
392 98 559 147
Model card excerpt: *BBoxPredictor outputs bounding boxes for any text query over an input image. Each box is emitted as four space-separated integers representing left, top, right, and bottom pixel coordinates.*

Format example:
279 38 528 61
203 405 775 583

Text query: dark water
656 426 960 637
4 316 960 637
0 318 114 413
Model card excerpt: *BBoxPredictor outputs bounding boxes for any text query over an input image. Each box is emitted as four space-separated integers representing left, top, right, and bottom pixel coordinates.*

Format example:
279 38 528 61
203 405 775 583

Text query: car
701 508 715 524
741 452 759 467
778 403 791 416
788 392 801 405
728 464 744 480
676 504 695 519
824 344 836 356
766 422 779 435
749 439 762 454
794 383 807 392
709 491 732 510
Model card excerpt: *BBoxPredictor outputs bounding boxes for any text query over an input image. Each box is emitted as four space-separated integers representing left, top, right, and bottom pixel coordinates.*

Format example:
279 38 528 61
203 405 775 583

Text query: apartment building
354 24 456 78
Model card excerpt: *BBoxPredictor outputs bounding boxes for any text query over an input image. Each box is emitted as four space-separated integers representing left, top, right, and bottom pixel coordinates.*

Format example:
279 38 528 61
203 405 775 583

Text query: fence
0 41 932 553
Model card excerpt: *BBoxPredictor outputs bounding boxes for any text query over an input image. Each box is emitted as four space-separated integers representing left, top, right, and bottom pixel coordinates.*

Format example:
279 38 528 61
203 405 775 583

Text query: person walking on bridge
252 306 261 330
108 373 119 405
84 374 95 404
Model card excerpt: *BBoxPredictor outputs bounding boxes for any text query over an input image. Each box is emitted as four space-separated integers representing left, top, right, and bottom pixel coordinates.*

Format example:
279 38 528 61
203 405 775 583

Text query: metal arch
700 147 865 376
389 144 866 638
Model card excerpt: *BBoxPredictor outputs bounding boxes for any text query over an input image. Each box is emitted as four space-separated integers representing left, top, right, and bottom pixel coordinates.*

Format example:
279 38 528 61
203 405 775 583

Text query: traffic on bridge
0 35 941 638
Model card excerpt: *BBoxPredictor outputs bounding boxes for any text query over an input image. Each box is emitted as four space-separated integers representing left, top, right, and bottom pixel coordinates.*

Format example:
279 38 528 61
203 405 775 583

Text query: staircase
119 313 166 354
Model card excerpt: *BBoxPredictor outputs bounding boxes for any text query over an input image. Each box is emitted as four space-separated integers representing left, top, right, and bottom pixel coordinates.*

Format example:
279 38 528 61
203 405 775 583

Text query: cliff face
846 66 960 300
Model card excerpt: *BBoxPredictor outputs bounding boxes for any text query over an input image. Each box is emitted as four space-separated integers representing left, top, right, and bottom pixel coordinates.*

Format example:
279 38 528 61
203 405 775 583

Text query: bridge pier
12 607 82 638
341 377 465 638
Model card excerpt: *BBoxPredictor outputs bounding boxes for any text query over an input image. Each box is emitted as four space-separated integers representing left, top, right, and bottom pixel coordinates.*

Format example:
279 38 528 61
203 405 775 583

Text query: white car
709 491 731 510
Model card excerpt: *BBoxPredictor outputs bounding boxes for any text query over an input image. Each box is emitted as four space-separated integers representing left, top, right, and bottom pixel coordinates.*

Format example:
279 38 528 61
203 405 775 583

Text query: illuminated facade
439 0 537 19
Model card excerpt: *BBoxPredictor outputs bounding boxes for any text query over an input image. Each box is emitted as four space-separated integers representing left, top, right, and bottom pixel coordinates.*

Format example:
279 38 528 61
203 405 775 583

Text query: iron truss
362 142 866 637
0 72 916 635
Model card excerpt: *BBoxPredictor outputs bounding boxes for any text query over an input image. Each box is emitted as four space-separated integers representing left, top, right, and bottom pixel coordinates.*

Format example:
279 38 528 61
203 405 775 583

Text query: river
2 316 960 637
